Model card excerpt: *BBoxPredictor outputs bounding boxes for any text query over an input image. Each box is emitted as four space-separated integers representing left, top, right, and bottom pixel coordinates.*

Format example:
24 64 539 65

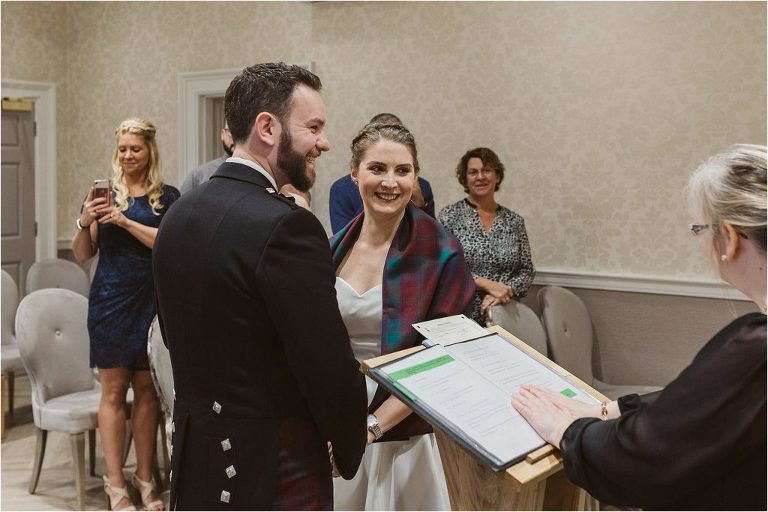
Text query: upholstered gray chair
2 269 26 435
487 301 548 356
147 316 173 487
15 288 100 510
538 286 662 400
26 258 91 297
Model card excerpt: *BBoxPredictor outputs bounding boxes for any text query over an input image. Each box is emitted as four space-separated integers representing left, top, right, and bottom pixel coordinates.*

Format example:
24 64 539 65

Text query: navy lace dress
88 187 179 369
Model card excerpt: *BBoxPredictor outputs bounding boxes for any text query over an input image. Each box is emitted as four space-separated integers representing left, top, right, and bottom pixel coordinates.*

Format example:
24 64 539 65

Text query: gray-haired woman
512 144 766 510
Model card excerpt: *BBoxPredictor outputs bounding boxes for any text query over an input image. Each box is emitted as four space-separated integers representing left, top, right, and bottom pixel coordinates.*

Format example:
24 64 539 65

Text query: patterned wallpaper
1 1 69 216
2 1 765 282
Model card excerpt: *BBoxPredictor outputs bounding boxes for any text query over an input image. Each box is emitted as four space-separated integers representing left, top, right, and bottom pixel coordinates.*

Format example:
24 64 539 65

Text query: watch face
366 414 378 428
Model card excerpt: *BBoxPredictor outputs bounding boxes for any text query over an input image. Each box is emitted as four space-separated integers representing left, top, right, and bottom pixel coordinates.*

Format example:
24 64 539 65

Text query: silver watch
75 218 88 231
366 414 383 440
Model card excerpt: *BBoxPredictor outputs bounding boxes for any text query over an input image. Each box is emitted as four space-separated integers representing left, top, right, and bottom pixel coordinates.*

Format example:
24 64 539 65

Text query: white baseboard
57 238 747 301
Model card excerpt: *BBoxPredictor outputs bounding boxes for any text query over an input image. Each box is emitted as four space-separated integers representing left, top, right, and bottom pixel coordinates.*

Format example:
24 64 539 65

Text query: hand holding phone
92 179 111 203
92 179 112 217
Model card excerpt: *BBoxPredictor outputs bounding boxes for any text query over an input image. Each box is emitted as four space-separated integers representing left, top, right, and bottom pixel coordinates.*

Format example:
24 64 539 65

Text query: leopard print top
438 199 535 323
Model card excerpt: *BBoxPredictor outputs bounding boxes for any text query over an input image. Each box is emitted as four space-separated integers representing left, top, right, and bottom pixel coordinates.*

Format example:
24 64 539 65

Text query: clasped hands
79 188 127 229
327 431 377 478
479 280 514 315
328 442 340 478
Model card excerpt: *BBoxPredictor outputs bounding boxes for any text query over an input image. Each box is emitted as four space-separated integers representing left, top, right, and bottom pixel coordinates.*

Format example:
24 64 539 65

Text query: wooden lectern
362 325 605 511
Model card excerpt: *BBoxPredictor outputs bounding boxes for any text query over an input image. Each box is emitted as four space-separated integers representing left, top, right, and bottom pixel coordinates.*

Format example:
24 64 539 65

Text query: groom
153 62 367 510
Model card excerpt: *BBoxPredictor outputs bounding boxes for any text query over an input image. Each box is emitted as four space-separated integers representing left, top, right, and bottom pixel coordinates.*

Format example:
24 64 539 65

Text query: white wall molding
177 68 241 185
177 63 314 187
534 268 749 301
2 79 57 261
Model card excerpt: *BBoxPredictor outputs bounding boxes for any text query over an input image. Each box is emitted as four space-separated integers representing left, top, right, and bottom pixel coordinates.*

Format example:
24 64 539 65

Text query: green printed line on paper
561 388 577 398
388 355 455 381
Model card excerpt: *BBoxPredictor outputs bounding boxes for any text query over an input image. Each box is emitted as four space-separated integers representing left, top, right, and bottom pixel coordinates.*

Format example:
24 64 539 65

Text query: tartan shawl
329 204 475 440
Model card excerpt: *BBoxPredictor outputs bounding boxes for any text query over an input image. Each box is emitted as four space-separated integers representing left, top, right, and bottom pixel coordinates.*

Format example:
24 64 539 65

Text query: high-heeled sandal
131 473 164 511
103 475 137 511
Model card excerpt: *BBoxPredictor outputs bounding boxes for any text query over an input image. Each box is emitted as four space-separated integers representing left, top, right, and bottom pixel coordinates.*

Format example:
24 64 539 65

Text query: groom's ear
252 112 279 148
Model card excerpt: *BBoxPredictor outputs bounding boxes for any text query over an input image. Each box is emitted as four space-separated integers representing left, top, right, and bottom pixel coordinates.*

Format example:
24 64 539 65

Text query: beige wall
3 1 315 239
1 1 69 211
3 1 765 281
4 1 766 383
312 1 765 282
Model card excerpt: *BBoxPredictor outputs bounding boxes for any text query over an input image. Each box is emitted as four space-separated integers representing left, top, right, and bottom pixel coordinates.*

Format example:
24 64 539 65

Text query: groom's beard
277 129 315 193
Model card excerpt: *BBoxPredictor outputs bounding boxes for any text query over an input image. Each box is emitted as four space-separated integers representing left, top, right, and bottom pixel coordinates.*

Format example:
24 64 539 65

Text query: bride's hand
328 442 340 478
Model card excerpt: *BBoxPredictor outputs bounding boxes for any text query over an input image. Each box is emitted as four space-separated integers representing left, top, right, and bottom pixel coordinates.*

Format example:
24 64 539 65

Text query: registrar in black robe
560 313 766 511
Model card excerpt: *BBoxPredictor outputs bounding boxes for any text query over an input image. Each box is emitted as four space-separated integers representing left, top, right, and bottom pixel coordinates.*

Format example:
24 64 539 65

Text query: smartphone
92 180 112 218
92 180 112 206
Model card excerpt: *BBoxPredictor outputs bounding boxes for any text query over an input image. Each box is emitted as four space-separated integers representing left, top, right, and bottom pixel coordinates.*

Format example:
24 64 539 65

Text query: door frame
1 79 57 261
177 64 313 186
177 68 241 186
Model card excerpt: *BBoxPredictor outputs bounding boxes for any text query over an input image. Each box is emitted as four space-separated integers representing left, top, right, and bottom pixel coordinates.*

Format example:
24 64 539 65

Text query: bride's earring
720 254 728 262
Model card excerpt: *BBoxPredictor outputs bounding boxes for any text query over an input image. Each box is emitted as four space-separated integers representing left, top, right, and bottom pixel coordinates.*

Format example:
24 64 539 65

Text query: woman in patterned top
439 147 535 324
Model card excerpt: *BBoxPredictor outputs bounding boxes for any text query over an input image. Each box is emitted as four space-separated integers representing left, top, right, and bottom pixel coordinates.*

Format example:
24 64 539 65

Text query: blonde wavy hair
111 118 166 215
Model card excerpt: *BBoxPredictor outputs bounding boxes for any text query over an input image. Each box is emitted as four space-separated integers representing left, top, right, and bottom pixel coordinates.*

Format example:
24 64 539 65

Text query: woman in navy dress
73 118 179 510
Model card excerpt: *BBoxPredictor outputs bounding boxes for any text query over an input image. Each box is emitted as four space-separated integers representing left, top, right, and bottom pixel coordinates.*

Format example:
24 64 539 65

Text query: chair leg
29 428 48 494
88 429 97 477
7 371 14 415
70 432 86 511
123 420 132 466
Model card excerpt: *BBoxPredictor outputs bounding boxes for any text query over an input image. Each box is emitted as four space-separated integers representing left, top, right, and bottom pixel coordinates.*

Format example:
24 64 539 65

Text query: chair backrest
148 316 174 417
15 289 96 405
488 301 548 356
2 269 19 346
26 258 90 297
537 286 594 384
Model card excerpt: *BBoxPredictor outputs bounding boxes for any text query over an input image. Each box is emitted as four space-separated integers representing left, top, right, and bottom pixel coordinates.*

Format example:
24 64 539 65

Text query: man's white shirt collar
226 157 278 191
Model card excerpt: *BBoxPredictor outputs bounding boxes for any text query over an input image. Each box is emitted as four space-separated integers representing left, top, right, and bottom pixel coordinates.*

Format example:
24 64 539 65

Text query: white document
412 314 489 345
375 333 599 468
447 334 598 404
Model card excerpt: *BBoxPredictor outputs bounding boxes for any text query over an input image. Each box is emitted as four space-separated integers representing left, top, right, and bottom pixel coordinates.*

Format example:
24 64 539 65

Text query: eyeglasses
466 168 496 177
689 224 711 235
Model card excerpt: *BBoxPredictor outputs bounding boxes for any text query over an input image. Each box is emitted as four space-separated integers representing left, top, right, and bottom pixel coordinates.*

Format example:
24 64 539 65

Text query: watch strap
366 414 383 440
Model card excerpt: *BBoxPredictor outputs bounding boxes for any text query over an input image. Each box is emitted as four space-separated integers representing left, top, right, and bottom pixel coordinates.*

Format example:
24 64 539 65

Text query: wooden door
1 104 36 296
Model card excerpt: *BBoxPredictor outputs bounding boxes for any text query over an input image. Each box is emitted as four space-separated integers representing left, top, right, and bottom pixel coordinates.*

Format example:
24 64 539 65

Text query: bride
329 121 475 510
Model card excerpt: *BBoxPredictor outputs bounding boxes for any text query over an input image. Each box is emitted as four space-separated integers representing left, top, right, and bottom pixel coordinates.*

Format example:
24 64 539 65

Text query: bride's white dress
332 277 451 511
